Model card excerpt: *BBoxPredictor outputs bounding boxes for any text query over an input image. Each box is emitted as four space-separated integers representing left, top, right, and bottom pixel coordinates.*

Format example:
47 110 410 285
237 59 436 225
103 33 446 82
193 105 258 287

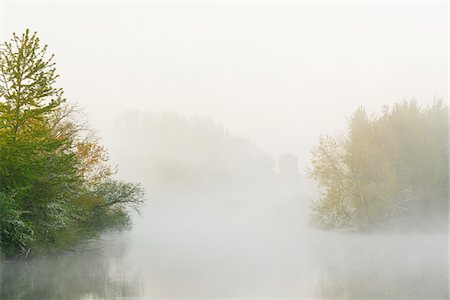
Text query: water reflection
0 235 142 299
312 232 448 299
1 186 448 299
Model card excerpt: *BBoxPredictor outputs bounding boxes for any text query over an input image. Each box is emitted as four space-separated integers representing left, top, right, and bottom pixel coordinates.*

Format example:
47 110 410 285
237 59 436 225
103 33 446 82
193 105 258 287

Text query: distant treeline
113 111 274 189
0 30 144 258
310 100 448 231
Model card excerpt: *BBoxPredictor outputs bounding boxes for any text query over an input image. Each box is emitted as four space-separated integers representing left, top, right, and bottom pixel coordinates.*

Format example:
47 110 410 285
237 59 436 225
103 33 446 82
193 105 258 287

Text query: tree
309 100 448 231
0 30 145 257
310 135 356 229
0 30 78 254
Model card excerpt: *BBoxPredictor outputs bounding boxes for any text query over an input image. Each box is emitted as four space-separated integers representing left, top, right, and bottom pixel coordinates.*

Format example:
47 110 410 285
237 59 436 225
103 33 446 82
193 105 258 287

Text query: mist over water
1 112 447 299
0 2 448 299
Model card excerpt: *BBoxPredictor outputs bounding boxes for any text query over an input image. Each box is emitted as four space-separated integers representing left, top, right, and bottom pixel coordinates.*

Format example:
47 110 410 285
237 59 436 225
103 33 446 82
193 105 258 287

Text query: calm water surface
1 187 448 299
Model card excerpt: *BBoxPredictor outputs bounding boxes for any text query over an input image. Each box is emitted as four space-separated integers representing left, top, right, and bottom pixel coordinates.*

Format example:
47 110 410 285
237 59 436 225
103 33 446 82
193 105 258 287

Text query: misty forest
0 6 448 300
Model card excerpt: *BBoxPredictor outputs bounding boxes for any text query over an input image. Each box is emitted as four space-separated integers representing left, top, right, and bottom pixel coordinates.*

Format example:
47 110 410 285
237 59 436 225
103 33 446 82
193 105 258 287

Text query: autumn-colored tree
310 100 448 231
0 30 144 257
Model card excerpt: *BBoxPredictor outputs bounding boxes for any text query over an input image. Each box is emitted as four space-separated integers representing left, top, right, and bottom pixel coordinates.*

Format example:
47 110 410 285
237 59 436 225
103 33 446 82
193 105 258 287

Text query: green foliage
79 180 145 232
0 191 34 256
310 100 448 231
0 30 145 258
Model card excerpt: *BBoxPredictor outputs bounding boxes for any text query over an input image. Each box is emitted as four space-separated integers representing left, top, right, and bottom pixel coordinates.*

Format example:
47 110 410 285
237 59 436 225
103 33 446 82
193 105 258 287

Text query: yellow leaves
311 100 449 230
76 141 114 186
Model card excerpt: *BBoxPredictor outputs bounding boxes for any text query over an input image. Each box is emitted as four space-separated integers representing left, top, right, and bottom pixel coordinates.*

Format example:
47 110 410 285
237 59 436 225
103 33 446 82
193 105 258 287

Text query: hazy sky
1 2 448 170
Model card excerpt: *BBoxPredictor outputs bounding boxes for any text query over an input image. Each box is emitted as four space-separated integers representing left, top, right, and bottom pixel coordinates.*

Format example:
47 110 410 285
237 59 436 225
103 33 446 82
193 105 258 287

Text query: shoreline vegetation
309 100 448 232
0 30 145 259
1 29 447 259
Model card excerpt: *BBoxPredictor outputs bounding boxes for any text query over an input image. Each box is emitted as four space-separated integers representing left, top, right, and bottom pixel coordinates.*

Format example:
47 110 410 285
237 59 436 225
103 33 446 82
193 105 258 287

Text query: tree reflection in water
0 234 142 299
312 231 448 299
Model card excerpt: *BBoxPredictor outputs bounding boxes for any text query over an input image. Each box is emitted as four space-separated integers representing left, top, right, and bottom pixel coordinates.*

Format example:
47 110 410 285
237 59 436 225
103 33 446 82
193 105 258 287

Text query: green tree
0 29 77 255
0 30 145 257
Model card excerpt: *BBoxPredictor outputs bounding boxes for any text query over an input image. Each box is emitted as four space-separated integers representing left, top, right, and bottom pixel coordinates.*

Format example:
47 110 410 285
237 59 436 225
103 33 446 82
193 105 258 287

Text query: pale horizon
2 2 447 171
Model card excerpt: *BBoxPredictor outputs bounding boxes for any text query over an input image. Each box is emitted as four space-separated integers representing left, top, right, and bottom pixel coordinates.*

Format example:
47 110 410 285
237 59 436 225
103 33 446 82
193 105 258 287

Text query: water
1 184 448 299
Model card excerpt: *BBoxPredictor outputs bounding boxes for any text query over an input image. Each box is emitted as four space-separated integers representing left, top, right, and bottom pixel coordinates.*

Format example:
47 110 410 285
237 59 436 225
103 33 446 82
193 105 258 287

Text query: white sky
1 2 448 170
